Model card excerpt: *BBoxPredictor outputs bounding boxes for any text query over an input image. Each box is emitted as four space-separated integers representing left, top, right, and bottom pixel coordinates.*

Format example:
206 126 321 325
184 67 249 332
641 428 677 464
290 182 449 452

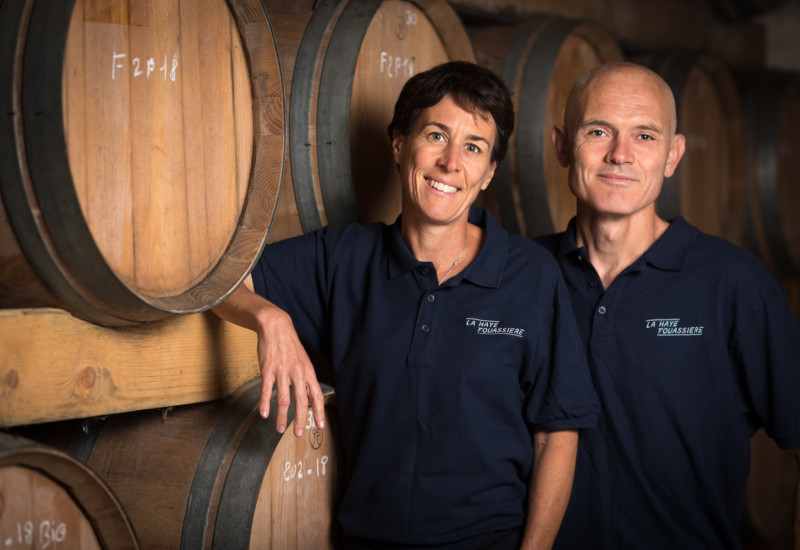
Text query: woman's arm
212 275 325 436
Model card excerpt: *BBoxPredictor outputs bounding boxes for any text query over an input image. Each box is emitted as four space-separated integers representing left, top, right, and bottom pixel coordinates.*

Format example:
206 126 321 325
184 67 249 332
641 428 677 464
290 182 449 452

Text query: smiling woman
392 95 497 237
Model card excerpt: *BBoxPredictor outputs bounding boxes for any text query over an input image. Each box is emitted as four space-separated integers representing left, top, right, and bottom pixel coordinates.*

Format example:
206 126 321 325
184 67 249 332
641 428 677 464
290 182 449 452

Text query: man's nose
607 138 632 164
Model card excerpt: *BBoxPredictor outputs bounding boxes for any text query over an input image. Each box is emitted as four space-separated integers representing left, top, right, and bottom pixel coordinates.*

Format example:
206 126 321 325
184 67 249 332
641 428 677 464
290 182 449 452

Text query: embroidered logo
466 318 525 338
645 318 704 336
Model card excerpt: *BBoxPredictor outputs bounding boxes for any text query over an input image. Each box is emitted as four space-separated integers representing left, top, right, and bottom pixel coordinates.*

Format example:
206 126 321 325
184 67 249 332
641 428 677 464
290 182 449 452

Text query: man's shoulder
685 227 768 274
531 232 563 256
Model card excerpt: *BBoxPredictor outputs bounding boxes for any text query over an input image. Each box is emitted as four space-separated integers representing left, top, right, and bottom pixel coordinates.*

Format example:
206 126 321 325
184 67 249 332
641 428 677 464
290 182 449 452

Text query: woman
213 61 598 550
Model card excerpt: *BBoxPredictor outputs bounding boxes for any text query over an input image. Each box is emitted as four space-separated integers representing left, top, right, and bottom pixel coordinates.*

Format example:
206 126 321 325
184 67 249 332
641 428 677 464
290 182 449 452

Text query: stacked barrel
0 0 476 547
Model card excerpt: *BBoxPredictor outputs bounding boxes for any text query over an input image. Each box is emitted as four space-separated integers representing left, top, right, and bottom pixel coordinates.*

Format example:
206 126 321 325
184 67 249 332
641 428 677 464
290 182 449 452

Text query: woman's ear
391 131 403 165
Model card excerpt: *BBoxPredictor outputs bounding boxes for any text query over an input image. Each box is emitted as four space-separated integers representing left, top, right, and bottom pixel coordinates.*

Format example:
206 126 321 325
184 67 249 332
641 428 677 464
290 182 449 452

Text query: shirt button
589 281 596 288
427 294 435 303
420 267 430 276
421 324 430 333
598 306 607 315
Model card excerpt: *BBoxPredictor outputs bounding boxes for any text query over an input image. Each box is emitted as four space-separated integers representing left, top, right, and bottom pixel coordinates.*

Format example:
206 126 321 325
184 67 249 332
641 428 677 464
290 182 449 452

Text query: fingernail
319 419 325 429
278 424 285 433
260 409 268 419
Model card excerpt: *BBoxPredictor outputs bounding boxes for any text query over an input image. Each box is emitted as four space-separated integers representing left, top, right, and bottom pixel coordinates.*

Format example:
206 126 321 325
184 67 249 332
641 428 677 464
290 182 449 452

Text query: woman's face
393 94 497 229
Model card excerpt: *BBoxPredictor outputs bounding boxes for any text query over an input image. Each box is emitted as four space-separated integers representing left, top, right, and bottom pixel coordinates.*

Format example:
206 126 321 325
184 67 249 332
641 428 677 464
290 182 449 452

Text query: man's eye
639 134 654 141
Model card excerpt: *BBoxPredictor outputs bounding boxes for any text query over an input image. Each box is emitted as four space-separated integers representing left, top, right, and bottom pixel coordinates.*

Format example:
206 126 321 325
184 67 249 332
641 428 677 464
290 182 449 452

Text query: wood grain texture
0 308 259 427
0 432 139 550
0 0 283 325
16 385 342 550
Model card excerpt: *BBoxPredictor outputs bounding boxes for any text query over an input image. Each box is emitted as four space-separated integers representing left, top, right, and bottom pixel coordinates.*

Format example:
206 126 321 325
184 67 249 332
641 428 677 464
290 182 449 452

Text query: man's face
555 68 685 219
392 94 497 228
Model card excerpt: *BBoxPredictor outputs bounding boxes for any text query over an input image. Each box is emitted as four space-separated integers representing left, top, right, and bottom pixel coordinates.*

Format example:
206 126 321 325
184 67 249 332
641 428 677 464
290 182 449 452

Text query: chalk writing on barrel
111 51 179 81
380 52 414 79
283 456 329 482
4 520 67 548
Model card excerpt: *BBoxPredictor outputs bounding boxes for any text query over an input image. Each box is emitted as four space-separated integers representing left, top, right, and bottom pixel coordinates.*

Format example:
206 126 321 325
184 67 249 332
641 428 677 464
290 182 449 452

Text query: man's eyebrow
425 121 492 145
578 119 666 135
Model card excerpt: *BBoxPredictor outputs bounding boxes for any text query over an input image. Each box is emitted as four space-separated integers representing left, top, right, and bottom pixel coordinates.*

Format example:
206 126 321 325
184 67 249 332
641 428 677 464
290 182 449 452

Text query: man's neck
574 206 668 290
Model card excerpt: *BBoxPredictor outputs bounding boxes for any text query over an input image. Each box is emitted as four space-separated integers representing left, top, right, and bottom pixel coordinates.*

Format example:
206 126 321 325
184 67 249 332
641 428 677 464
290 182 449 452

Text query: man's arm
521 429 579 550
212 275 325 437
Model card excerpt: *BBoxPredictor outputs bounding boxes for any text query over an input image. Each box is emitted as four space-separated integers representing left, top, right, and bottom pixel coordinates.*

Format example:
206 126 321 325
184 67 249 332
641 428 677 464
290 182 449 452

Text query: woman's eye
465 143 480 154
589 129 605 137
429 132 445 142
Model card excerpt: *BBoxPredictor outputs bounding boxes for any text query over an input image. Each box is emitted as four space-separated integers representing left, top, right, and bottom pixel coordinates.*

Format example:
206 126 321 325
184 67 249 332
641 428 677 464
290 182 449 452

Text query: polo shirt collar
387 206 507 288
558 215 696 272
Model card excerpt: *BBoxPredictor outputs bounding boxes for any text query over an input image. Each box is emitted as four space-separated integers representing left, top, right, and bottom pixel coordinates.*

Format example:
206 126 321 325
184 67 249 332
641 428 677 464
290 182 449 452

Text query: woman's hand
212 277 325 436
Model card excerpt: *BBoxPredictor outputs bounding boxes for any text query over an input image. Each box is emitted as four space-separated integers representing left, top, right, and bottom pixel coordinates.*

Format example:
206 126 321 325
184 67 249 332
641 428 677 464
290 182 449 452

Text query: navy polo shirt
536 216 800 550
251 207 599 549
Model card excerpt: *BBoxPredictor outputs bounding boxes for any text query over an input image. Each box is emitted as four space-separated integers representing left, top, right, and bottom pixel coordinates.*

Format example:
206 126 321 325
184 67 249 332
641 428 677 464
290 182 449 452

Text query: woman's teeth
426 178 457 194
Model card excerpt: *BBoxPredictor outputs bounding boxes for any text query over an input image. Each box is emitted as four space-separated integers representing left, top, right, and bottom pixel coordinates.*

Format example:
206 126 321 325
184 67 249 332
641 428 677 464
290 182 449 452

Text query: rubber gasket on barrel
517 16 583 238
750 74 798 275
211 393 296 549
290 0 343 233
493 15 555 236
180 382 262 550
651 51 698 222
63 419 105 464
316 0 381 230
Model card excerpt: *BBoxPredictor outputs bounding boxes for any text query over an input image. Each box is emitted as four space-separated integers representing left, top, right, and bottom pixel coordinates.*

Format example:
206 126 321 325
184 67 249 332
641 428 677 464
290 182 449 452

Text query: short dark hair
387 61 514 165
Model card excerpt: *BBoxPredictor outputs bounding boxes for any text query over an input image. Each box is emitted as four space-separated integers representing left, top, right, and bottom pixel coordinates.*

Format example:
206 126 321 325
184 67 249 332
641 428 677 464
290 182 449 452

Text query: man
214 61 599 549
535 61 800 549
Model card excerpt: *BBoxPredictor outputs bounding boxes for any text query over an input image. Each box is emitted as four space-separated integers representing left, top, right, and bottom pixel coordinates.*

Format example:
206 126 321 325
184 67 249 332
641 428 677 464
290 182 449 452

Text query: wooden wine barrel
284 0 475 234
0 0 284 327
20 381 342 550
708 0 788 22
740 71 800 277
738 428 799 542
467 15 624 237
0 433 138 549
648 52 747 245
780 276 800 323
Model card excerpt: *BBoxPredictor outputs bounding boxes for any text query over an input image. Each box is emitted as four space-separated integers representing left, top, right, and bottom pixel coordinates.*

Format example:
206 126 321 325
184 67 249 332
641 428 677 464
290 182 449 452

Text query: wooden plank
0 308 259 427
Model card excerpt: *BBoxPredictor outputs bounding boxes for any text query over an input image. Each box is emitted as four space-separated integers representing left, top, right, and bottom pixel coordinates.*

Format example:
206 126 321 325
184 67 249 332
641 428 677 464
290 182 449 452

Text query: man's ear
664 133 686 178
552 125 571 168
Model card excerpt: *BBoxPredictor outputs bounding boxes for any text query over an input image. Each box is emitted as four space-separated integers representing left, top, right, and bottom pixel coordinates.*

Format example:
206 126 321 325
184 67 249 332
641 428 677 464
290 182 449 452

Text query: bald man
535 62 800 549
